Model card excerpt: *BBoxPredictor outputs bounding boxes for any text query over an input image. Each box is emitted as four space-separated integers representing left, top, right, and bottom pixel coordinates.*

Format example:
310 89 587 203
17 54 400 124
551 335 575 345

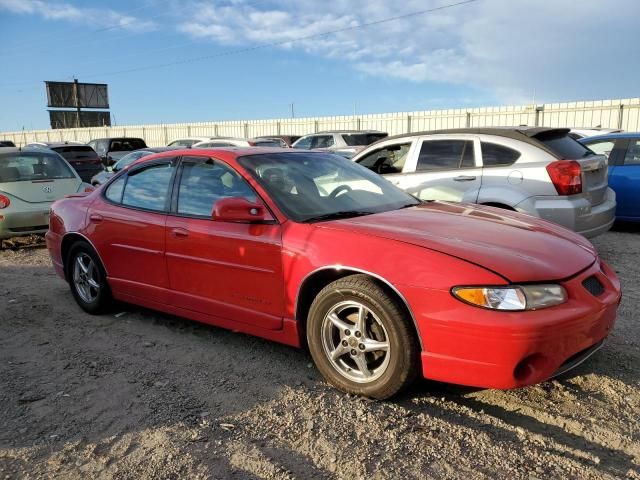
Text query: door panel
87 161 176 303
165 156 284 330
395 137 482 202
610 139 640 219
88 199 169 303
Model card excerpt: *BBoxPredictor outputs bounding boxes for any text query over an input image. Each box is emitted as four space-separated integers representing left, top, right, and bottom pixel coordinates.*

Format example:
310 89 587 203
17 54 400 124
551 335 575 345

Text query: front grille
582 275 605 296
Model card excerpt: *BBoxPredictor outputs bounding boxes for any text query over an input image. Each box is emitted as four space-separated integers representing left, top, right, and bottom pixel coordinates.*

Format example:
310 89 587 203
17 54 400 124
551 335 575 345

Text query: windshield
52 145 99 160
342 133 387 146
0 151 76 182
237 152 419 222
110 139 147 152
113 150 153 171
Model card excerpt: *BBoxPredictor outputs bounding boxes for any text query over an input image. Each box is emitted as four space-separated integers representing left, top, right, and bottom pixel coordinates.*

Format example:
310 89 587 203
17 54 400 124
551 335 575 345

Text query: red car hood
320 202 597 283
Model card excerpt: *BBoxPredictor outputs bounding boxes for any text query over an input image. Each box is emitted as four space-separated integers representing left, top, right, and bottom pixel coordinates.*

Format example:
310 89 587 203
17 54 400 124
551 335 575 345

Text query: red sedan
46 148 621 399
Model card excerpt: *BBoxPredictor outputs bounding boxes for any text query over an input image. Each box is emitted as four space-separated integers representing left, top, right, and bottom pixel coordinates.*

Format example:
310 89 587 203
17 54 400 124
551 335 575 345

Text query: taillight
247 140 256 146
0 194 9 209
84 186 95 193
546 160 582 195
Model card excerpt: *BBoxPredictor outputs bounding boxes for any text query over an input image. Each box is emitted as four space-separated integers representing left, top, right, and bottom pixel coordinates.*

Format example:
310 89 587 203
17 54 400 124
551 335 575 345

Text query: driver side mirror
212 197 272 223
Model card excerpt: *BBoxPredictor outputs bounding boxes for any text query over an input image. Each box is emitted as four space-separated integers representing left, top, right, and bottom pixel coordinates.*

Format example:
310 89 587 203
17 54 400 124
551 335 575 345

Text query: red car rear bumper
401 260 621 389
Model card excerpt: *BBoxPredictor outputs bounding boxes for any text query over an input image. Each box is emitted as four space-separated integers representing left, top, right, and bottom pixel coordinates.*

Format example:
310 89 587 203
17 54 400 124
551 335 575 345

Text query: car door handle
171 228 189 238
89 214 103 223
453 175 477 182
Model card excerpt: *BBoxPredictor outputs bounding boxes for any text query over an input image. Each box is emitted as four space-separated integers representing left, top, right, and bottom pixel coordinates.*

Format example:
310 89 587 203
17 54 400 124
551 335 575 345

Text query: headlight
452 285 567 311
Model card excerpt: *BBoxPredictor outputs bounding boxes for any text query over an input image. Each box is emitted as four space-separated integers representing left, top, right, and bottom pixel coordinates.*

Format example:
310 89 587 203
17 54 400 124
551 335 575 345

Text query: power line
80 0 480 80
0 0 480 88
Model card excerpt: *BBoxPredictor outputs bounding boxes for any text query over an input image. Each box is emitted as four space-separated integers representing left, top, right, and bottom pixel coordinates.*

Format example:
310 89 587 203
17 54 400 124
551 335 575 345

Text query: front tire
307 275 419 399
67 242 112 314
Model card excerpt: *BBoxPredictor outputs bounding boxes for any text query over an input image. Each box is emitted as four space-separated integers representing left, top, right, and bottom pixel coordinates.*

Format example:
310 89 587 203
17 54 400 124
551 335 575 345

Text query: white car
191 137 285 148
292 130 388 157
569 128 622 140
352 127 616 238
167 137 219 148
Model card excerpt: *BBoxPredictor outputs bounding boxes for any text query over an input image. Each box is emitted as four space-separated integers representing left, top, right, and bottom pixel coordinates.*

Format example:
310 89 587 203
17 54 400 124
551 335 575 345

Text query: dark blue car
580 133 640 222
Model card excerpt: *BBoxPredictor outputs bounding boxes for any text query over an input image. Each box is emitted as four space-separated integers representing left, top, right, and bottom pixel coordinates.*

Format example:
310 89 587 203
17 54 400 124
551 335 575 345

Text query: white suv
292 130 387 157
352 127 616 238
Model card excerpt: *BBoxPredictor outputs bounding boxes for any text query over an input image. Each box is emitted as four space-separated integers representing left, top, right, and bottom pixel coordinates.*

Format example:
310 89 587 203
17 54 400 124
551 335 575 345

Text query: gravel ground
0 226 639 479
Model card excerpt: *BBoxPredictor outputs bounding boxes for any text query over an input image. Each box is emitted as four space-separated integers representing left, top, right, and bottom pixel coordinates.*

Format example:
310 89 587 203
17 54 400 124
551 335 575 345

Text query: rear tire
307 274 419 399
67 241 112 314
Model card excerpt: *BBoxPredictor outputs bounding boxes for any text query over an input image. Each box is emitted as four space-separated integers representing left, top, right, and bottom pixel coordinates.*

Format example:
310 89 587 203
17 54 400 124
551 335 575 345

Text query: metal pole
290 103 295 119
74 78 81 128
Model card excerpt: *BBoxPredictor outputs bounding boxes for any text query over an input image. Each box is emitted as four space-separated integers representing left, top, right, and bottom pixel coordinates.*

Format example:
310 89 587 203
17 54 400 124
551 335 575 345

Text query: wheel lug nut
355 331 361 338
342 340 348 347
344 329 351 336
350 349 357 356
359 344 365 350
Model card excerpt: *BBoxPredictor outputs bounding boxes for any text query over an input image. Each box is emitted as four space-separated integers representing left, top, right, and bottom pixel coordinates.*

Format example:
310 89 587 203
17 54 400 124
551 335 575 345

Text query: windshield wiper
303 210 374 223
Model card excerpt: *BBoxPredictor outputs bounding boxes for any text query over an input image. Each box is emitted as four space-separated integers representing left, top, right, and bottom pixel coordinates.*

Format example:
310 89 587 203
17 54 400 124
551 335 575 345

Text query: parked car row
45 146 622 399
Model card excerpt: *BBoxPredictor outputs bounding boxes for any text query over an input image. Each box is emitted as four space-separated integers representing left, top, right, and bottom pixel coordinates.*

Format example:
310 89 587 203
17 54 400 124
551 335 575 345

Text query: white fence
2 97 639 147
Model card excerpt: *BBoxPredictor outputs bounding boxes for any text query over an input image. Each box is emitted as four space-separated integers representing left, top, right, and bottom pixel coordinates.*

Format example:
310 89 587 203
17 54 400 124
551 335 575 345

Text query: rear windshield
535 132 593 159
110 139 147 151
52 145 99 160
0 152 76 182
253 139 282 147
342 133 388 146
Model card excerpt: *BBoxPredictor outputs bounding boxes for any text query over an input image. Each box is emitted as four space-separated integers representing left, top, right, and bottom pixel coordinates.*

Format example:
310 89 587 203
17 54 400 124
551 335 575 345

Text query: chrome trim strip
62 232 109 277
165 252 275 274
295 265 424 350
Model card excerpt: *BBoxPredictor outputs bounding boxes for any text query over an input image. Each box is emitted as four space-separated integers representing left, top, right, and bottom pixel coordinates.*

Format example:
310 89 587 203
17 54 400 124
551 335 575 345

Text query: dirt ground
0 226 639 480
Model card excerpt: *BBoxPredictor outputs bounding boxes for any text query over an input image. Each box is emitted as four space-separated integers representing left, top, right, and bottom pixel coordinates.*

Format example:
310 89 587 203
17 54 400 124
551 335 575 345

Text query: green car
0 147 91 242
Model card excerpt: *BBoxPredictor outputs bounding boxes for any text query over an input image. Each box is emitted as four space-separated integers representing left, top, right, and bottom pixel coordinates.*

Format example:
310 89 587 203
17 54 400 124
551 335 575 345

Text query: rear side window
121 163 174 211
481 143 521 167
0 152 76 182
416 140 475 171
583 140 615 160
342 133 388 146
535 132 591 159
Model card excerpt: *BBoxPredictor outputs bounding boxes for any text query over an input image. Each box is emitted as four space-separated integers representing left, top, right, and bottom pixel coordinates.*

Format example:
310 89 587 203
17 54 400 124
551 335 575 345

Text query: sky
0 0 639 132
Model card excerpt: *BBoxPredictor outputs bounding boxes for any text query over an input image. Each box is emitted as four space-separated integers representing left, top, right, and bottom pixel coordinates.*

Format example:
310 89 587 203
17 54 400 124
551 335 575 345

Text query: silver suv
352 127 615 238
292 130 387 157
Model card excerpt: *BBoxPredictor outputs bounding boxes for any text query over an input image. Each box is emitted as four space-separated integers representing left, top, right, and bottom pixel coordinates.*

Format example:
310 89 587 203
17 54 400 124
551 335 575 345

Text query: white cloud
174 0 640 103
0 0 156 32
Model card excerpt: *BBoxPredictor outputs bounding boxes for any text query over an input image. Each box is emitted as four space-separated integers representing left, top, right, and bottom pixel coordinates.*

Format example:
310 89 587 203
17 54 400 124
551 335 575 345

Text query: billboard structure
45 79 111 129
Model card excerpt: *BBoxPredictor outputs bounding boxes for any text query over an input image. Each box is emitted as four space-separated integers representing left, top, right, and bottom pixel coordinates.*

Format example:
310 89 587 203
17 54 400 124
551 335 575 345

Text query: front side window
177 157 256 217
238 152 419 222
342 133 387 146
583 140 615 161
416 140 475 171
292 136 312 149
121 162 174 211
481 142 521 167
357 142 411 174
624 140 640 166
0 152 76 182
105 176 126 203
311 135 335 149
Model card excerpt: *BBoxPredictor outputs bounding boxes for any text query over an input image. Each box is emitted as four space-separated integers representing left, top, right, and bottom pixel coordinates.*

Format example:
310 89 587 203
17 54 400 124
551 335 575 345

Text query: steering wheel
329 184 352 199
372 156 390 174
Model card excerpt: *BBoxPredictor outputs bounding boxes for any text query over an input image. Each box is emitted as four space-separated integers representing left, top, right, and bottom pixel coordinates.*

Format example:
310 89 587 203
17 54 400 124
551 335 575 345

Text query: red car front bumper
401 259 621 389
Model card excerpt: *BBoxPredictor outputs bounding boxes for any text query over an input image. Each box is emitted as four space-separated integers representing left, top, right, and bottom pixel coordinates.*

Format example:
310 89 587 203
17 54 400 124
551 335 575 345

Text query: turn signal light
546 160 582 196
0 194 10 209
